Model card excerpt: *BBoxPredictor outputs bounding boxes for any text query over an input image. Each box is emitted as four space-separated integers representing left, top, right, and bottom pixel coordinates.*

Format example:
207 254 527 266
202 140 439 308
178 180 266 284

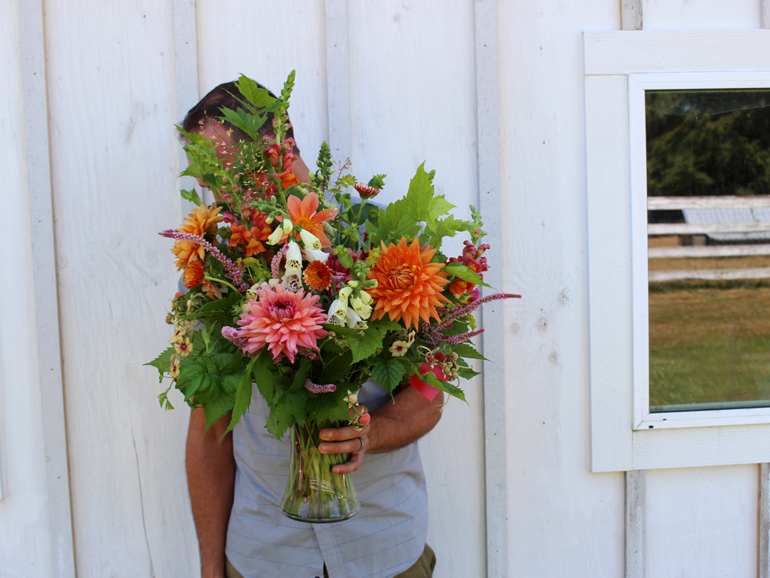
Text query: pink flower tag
408 363 446 401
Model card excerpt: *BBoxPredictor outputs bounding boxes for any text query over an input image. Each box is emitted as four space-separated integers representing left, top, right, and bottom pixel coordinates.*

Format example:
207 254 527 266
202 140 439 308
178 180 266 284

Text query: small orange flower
184 260 205 288
368 238 450 329
171 203 224 270
303 260 333 291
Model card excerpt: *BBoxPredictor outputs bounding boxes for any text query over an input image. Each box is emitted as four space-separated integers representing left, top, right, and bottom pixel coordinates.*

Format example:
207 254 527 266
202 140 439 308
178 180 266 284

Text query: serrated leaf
145 346 176 381
234 74 277 109
370 358 406 392
218 107 265 142
202 394 232 430
451 343 488 361
347 326 383 363
213 353 243 375
458 367 481 380
265 392 307 439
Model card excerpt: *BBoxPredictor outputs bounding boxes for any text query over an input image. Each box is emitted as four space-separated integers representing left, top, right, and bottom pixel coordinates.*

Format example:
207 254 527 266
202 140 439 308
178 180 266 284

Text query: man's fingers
318 437 365 455
332 450 363 475
319 424 369 442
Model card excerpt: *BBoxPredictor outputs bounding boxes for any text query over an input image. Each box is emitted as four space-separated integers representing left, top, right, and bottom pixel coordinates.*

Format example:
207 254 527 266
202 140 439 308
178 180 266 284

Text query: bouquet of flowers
147 72 519 522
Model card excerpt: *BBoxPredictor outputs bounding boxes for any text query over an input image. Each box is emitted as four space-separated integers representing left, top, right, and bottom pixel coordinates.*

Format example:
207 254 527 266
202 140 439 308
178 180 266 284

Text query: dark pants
225 543 436 578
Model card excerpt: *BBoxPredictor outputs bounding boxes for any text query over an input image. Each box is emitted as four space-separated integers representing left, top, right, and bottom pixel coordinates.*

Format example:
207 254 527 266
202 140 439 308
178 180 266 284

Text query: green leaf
288 357 312 392
451 342 488 361
202 394 232 430
421 370 467 403
347 326 383 363
443 261 491 288
213 353 243 375
180 188 203 207
145 346 176 381
370 357 406 392
252 350 276 405
369 318 404 332
225 357 257 435
458 367 481 380
218 107 266 142
234 74 277 109
265 392 307 439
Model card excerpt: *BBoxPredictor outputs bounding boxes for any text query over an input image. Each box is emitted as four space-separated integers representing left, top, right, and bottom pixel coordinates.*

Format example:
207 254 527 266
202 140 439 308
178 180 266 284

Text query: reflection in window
646 89 770 412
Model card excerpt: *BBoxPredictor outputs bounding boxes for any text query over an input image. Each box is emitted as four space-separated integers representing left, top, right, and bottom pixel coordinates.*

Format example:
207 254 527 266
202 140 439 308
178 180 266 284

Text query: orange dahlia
183 260 205 288
171 203 224 270
303 260 333 291
368 238 450 329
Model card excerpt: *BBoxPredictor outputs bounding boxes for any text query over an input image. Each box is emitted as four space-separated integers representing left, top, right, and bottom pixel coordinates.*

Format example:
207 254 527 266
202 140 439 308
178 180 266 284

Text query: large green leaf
234 75 277 109
370 357 406 392
347 326 383 363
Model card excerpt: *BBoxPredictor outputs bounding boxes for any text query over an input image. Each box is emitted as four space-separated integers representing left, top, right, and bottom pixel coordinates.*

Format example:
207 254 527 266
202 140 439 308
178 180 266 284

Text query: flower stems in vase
280 421 361 523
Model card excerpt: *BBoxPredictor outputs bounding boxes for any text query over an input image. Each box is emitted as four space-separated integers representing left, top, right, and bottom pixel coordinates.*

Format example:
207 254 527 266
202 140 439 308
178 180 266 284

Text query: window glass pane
646 89 770 412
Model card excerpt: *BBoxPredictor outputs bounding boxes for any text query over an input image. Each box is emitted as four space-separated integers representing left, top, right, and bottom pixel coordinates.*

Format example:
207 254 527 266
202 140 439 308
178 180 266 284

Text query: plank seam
760 463 769 578
19 0 77 575
324 0 352 163
474 0 507 576
625 470 646 578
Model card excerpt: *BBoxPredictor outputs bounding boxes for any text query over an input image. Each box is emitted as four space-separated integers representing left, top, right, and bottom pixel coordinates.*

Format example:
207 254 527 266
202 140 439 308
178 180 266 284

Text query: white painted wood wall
1 1 767 577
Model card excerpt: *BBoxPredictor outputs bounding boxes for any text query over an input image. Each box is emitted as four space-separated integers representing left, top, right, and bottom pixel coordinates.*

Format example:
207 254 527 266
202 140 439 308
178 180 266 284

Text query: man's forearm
367 385 444 454
186 409 235 578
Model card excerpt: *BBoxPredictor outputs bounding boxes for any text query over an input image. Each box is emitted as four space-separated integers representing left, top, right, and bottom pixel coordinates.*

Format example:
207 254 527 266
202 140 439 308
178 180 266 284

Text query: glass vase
279 421 361 523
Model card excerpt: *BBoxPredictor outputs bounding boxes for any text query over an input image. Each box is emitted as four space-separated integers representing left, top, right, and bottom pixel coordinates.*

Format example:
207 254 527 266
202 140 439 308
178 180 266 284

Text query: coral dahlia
235 285 328 363
368 238 450 329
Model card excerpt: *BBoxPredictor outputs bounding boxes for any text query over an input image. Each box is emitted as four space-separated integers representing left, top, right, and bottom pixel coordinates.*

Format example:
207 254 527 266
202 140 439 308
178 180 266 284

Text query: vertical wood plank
621 0 643 30
19 0 76 575
625 470 646 578
172 0 203 205
44 1 198 574
474 0 507 576
324 0 351 162
760 463 770 578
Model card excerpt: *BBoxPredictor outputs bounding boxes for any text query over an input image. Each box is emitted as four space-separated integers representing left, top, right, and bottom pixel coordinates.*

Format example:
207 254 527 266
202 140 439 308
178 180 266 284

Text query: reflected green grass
649 286 770 408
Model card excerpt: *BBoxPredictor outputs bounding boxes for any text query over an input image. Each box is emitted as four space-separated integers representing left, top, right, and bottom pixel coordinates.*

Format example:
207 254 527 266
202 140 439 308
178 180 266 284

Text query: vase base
280 503 361 524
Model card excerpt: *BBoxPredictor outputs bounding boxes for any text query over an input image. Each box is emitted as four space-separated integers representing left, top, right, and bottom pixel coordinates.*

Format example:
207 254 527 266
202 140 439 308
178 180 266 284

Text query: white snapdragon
285 241 303 271
267 226 283 245
298 229 322 251
327 299 345 324
344 307 367 330
303 246 329 263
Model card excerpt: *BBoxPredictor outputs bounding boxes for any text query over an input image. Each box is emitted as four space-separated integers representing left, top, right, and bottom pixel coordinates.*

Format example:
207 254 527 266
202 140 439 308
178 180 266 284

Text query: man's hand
186 408 235 578
318 385 444 475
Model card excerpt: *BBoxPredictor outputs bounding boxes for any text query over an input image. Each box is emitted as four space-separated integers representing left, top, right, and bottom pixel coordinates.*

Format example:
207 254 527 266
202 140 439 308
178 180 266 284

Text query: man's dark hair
182 81 298 152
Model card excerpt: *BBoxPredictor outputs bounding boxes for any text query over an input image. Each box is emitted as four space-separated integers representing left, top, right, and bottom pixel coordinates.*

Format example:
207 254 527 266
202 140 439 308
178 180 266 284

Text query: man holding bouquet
182 81 443 578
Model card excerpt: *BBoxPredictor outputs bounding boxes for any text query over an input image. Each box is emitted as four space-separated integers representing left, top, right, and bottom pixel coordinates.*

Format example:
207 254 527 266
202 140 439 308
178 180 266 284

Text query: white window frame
586 30 770 472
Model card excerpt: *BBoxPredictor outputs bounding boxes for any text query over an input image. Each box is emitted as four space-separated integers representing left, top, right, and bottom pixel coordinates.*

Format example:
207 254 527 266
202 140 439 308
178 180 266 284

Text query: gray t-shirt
226 380 429 578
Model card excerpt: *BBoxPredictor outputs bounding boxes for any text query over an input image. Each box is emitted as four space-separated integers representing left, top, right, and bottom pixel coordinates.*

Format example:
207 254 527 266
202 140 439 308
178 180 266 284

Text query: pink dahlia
235 285 328 363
